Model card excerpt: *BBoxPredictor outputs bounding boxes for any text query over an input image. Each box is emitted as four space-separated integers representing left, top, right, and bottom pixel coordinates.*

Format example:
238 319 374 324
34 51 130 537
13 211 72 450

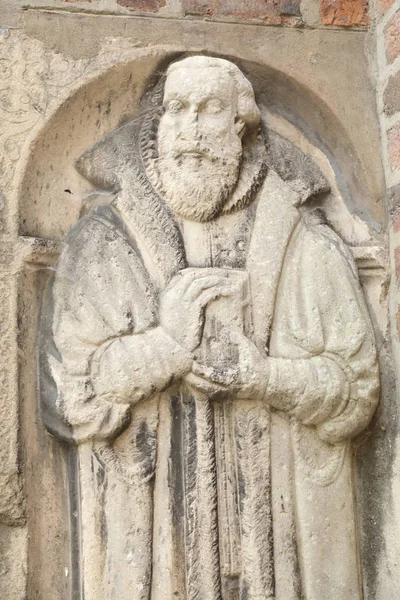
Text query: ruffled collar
139 110 269 215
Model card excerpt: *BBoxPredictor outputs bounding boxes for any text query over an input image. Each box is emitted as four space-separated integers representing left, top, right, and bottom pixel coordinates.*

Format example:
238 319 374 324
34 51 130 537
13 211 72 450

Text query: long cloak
41 155 379 599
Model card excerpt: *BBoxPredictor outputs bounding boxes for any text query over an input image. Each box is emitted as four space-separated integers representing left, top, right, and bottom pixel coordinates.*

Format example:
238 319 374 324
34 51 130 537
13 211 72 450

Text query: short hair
166 56 261 131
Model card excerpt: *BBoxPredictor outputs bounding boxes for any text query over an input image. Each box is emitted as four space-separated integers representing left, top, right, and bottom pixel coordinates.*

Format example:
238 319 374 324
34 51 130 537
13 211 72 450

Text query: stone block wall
0 0 399 598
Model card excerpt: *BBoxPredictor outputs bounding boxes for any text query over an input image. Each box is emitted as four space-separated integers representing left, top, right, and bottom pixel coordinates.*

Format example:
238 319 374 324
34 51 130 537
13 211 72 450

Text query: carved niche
39 55 380 600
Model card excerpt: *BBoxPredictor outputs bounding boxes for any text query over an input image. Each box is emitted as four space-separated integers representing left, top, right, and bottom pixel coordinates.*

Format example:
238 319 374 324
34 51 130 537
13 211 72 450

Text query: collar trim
139 110 269 216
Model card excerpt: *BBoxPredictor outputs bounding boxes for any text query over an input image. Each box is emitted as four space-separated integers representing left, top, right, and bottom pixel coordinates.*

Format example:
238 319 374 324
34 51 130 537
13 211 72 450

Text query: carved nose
185 109 199 133
187 107 198 122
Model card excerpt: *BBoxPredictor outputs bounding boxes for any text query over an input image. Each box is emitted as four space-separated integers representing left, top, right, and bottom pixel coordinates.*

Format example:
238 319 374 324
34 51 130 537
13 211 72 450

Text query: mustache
161 142 240 164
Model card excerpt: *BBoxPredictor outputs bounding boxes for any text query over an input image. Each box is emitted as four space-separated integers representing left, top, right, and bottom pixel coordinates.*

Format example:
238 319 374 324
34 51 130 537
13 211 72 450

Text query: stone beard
43 55 379 600
156 125 243 222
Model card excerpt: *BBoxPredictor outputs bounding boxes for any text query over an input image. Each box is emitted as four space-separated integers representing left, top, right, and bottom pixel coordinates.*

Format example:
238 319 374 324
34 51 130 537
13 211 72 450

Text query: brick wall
29 0 371 28
376 0 400 174
320 0 369 26
374 0 400 332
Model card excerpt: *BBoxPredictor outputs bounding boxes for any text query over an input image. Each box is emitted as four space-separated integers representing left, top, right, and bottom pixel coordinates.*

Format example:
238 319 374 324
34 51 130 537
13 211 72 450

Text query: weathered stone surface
0 524 27 599
320 0 369 26
116 0 166 10
0 4 396 599
182 0 302 22
39 55 380 599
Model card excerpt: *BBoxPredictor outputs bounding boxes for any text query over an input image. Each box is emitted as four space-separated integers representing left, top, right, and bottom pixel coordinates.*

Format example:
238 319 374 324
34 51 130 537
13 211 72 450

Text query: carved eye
203 99 223 114
166 100 184 114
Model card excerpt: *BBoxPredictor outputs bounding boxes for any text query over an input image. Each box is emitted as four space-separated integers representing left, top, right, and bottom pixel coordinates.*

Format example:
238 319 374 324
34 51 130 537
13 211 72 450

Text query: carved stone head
155 56 262 221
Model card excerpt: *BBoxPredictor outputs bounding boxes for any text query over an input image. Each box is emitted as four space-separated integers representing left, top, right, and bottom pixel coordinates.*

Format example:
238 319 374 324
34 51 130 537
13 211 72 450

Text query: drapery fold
43 167 378 599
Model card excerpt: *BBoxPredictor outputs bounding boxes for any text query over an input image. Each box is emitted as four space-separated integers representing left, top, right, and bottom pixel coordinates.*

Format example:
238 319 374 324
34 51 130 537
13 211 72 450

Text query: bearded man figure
41 56 379 600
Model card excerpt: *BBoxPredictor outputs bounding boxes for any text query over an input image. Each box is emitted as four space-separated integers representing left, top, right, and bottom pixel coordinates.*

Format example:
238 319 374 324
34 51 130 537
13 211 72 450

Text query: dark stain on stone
288 516 303 598
95 457 109 549
182 0 301 20
169 391 187 596
355 346 398 597
135 419 157 478
116 0 166 11
67 446 82 600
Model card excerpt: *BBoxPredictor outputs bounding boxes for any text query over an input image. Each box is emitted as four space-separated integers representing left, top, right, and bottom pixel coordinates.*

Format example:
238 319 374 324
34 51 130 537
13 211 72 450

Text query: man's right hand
159 268 237 352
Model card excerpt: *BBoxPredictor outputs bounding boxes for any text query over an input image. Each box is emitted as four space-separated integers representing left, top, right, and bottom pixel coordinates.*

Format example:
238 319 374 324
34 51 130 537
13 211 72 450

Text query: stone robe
41 165 379 600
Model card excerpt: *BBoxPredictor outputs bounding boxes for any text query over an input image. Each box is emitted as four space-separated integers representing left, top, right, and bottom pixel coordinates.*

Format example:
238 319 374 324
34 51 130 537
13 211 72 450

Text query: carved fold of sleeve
267 351 379 446
45 207 166 443
267 355 350 425
47 355 131 444
317 372 379 443
267 222 379 445
91 326 193 404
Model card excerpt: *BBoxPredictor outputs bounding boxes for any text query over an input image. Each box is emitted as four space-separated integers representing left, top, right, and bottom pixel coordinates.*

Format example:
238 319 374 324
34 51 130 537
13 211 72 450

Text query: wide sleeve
266 223 379 444
44 213 191 444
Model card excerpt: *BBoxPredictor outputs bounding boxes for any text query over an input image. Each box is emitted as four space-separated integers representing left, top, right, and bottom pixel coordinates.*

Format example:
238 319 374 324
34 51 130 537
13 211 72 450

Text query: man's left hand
185 330 269 400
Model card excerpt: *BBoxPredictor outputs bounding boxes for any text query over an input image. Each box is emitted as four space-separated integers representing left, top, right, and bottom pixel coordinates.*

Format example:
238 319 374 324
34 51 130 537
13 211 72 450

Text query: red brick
385 10 400 64
394 245 400 281
116 0 166 10
393 211 400 234
396 303 400 337
182 0 302 23
388 122 400 172
389 184 400 232
320 0 369 26
379 0 394 14
384 70 400 117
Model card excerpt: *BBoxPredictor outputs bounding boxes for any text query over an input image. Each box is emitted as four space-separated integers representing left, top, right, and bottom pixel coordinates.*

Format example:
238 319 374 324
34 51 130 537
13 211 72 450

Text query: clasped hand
159 268 269 399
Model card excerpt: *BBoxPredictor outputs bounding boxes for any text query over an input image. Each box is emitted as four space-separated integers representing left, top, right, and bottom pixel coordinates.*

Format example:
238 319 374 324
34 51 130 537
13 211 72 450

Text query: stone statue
41 56 379 600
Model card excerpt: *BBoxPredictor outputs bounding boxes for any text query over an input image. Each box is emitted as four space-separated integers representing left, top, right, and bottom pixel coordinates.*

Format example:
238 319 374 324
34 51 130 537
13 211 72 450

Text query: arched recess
17 50 390 600
19 51 386 241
